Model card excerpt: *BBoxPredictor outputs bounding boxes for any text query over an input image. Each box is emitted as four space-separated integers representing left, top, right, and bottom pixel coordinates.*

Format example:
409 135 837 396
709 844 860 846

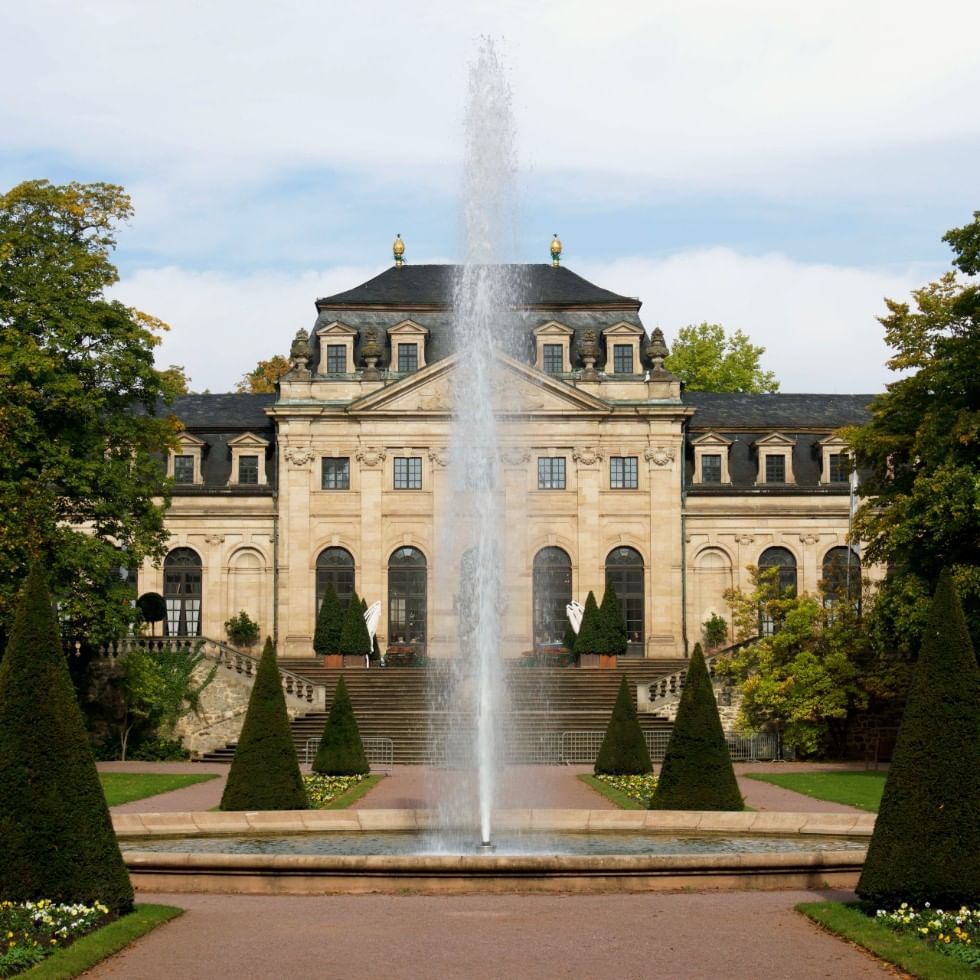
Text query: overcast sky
3 0 978 392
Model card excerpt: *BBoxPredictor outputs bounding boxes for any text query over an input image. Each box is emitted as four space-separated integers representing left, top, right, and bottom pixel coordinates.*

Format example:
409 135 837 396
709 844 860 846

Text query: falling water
432 38 521 848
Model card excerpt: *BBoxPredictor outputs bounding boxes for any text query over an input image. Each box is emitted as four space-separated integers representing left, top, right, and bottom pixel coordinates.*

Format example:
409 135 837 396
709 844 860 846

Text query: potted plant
598 583 628 668
313 584 345 667
224 610 260 650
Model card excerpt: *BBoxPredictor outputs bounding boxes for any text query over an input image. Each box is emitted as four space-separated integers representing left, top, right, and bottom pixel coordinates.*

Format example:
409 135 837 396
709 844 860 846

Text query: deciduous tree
235 355 289 393
664 322 779 393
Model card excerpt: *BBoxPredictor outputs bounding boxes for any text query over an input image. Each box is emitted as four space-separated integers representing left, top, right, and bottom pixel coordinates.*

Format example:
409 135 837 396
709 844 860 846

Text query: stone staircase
197 659 685 765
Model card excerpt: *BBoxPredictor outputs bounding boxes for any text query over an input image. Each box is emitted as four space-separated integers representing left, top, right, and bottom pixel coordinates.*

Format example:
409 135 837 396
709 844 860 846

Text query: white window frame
691 432 732 484
169 433 205 485
533 321 574 374
228 432 269 487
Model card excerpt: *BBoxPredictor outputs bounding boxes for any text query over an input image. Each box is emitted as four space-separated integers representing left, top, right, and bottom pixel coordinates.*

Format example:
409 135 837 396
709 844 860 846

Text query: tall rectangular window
321 457 350 490
394 456 422 489
765 454 786 483
610 456 638 489
238 455 259 485
537 456 566 490
542 344 563 375
397 343 418 373
326 344 346 373
829 452 850 483
701 454 722 483
173 454 195 484
613 344 634 374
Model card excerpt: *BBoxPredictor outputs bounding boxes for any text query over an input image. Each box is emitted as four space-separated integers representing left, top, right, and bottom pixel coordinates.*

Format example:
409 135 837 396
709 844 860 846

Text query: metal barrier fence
305 736 394 770
558 730 791 765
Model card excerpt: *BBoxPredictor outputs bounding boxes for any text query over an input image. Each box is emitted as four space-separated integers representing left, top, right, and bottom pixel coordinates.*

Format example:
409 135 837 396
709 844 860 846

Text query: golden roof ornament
393 233 405 267
550 233 562 267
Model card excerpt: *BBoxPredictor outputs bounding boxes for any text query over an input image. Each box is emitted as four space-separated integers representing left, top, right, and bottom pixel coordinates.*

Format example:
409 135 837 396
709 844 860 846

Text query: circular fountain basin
113 809 875 895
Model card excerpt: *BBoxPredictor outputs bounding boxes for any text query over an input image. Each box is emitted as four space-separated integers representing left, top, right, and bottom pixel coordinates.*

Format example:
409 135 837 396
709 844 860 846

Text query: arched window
822 546 861 612
388 547 427 651
316 547 355 612
533 547 572 647
758 547 797 636
164 547 202 637
605 547 644 657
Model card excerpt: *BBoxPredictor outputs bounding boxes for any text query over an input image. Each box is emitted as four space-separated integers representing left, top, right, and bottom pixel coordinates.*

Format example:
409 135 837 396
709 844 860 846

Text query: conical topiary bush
598 582 628 656
857 570 980 908
313 583 344 656
339 589 371 658
0 564 134 912
220 637 307 810
650 644 742 810
574 591 603 656
595 675 652 774
313 676 369 775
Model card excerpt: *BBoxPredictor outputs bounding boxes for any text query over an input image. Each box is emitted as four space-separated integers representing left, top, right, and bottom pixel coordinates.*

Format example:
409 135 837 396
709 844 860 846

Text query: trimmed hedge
574 591 603 656
857 570 980 908
595 675 652 775
598 582 628 656
313 676 369 775
0 564 134 913
339 589 371 657
313 583 343 656
650 644 743 810
220 637 308 810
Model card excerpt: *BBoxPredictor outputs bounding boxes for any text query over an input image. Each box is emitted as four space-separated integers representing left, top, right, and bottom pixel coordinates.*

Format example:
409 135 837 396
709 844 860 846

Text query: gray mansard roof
683 392 874 430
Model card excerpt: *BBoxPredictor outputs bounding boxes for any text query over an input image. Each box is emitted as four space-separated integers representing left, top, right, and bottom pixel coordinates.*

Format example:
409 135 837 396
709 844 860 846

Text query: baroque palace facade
138 259 873 661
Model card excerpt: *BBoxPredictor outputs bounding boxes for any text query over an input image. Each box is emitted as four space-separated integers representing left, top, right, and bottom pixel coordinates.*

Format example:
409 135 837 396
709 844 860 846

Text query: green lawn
745 770 886 812
798 902 977 980
22 904 182 979
578 773 647 809
99 772 219 807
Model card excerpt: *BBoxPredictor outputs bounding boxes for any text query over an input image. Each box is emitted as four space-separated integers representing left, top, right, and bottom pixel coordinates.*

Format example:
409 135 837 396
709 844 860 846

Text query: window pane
173 455 194 484
611 456 638 489
533 547 572 646
316 547 355 611
397 343 418 373
606 547 644 655
388 547 426 651
701 454 722 483
238 455 259 485
537 456 566 489
765 454 786 483
542 344 563 374
829 452 850 483
321 457 350 490
325 344 347 373
613 344 633 374
394 456 422 489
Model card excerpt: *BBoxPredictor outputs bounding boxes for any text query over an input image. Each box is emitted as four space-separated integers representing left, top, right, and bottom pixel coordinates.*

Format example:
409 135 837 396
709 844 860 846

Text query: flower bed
594 773 658 807
303 773 369 809
876 903 979 968
0 899 110 977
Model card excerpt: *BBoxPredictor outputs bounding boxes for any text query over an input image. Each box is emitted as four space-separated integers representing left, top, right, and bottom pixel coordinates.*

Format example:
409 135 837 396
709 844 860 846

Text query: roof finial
393 233 405 268
550 233 562 268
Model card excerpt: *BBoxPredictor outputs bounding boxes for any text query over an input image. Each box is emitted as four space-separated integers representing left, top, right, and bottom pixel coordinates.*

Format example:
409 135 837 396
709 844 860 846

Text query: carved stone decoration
499 448 531 466
355 447 387 468
285 328 312 380
360 327 382 380
734 534 755 545
572 446 604 466
644 446 675 467
645 327 670 371
418 385 453 412
577 328 600 381
204 534 225 545
799 533 820 546
284 446 315 467
427 449 449 468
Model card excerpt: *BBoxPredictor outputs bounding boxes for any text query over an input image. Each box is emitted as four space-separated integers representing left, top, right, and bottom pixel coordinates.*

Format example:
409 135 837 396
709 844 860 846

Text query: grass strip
745 771 885 812
22 904 183 979
797 902 976 980
100 772 220 807
577 774 646 810
322 773 384 809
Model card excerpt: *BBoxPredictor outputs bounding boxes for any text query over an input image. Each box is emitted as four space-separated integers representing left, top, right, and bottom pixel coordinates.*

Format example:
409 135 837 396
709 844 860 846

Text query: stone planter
342 655 368 669
578 654 599 668
599 654 618 669
323 654 343 669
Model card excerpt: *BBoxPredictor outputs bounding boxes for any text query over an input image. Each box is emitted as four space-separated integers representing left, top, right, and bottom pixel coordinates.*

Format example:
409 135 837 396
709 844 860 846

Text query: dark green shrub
313 583 344 655
136 592 166 635
595 675 652 774
224 610 260 648
562 621 577 654
574 591 604 656
651 644 742 810
0 564 134 912
598 582 628 656
220 637 307 810
857 570 980 908
702 613 728 650
339 589 371 657
313 676 369 775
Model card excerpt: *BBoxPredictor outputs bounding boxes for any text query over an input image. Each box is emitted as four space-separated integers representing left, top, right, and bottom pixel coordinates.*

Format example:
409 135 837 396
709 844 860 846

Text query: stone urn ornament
577 328 600 380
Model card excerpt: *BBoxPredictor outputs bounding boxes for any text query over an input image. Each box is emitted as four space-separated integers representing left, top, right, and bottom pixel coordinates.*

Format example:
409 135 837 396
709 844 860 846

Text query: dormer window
227 432 269 487
169 433 205 486
601 322 644 375
397 343 419 373
817 436 852 485
691 432 732 484
238 455 259 485
315 321 357 376
325 345 347 374
533 321 573 374
388 320 428 373
174 455 195 484
754 433 796 485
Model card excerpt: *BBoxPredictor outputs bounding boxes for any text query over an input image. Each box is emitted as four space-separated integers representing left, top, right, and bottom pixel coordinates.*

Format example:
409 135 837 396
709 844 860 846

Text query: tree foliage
339 589 371 657
313 583 344 656
158 364 190 398
220 637 307 810
224 610 260 648
312 676 369 775
0 180 176 647
594 675 652 775
844 212 980 651
664 322 779 393
857 570 980 908
235 355 289 393
0 564 133 912
574 591 604 656
598 582 628 656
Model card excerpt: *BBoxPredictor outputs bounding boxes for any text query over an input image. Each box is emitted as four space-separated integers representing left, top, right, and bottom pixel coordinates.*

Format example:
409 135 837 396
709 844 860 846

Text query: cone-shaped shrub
0 565 134 912
220 637 307 810
339 589 371 657
575 591 604 656
857 570 980 908
595 675 652 774
313 583 344 655
313 676 369 775
599 582 628 656
651 644 742 810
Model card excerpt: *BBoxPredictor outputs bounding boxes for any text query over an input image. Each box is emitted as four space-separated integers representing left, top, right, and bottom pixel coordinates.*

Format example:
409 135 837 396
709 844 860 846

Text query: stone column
278 431 315 658
356 446 386 649
573 447 603 604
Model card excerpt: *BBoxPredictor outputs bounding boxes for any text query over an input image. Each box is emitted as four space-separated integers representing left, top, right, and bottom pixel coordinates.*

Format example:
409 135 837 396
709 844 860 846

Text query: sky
3 0 978 393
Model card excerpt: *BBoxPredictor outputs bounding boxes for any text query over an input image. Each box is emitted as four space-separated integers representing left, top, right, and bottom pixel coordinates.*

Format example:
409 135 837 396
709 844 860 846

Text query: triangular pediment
349 352 610 416
227 431 270 448
691 431 732 447
754 432 796 448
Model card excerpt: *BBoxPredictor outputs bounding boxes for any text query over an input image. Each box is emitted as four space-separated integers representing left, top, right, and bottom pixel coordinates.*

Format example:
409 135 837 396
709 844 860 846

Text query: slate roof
682 392 875 430
316 264 640 310
168 393 276 430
